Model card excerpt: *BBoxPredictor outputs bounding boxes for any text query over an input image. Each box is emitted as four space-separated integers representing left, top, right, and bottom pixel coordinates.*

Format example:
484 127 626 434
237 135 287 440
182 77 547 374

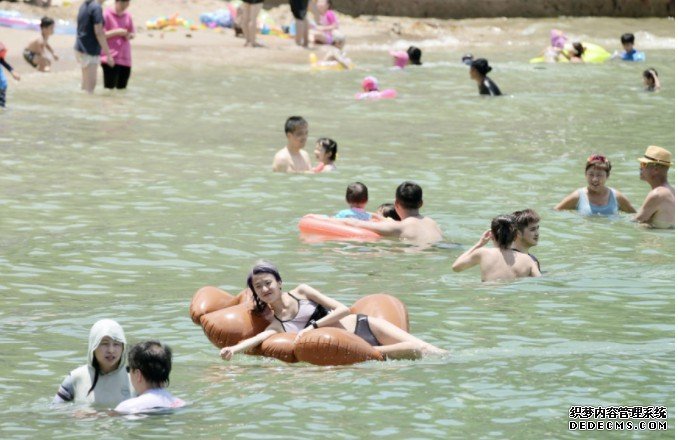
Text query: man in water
511 209 541 272
272 116 312 173
635 146 674 229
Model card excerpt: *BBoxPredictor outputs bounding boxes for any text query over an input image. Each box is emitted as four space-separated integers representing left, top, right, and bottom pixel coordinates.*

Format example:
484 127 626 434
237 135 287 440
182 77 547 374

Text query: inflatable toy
355 89 397 100
190 287 409 365
0 10 75 35
309 53 352 71
298 214 380 242
530 42 611 64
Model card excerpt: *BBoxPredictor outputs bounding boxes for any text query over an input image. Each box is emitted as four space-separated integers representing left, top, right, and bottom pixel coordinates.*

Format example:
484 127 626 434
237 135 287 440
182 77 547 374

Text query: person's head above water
395 181 423 211
643 68 659 89
127 340 173 390
246 260 283 313
470 58 492 76
346 182 368 206
315 137 337 162
491 215 516 250
585 153 612 177
407 46 422 65
362 76 379 92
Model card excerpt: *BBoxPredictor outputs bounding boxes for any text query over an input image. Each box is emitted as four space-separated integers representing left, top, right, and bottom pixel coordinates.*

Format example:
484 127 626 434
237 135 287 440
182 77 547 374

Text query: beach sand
0 1 674 87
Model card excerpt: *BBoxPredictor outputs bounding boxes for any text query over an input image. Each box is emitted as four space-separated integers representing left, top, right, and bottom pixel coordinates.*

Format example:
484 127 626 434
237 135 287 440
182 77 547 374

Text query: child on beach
102 0 135 89
23 17 58 72
273 116 312 173
612 33 646 61
469 58 501 96
114 341 185 414
452 215 541 282
335 181 443 246
311 0 344 49
511 209 541 272
643 68 660 91
53 319 133 407
390 46 422 69
0 43 21 108
335 182 371 220
312 137 337 172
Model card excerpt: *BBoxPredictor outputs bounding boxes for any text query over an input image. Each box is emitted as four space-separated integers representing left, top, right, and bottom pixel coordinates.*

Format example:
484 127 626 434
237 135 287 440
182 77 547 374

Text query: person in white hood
52 319 133 407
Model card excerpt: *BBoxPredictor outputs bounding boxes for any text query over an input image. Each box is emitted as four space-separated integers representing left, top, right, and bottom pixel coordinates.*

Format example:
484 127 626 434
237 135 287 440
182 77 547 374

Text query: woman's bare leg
368 317 446 360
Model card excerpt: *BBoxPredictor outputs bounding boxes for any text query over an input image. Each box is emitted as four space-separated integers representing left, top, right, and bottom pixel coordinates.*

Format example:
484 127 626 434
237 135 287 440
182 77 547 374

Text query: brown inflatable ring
190 286 409 365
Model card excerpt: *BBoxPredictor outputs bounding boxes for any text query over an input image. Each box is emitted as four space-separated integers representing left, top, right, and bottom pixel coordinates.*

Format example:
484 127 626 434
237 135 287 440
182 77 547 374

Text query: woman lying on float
219 261 446 362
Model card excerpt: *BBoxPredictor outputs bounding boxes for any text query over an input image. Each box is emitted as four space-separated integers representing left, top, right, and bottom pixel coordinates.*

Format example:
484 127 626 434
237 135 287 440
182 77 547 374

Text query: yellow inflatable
309 53 353 71
530 42 611 64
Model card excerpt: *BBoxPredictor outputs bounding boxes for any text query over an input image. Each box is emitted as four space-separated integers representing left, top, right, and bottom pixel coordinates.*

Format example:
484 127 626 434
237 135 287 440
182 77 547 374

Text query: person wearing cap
390 45 422 69
469 58 501 96
0 42 20 108
555 154 636 217
635 146 674 229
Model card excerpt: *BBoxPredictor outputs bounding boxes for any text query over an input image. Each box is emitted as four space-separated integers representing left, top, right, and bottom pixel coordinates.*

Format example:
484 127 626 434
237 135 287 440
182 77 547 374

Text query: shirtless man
635 146 674 229
452 215 541 282
24 17 59 72
337 181 443 246
511 209 541 272
272 116 312 173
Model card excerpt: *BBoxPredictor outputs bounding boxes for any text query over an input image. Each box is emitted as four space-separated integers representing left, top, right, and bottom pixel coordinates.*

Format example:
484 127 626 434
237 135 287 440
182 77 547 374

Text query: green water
0 18 674 439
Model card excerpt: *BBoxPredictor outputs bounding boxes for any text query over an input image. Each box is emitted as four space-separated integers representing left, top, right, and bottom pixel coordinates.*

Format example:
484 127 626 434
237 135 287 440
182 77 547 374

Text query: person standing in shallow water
75 0 114 93
469 58 501 96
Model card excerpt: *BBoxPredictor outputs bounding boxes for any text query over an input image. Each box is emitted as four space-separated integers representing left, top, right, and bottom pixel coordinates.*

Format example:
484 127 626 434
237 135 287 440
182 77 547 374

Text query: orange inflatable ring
190 287 409 365
298 214 380 242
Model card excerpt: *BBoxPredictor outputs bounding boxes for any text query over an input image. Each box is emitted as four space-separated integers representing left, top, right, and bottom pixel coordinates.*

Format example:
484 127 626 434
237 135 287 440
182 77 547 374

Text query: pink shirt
320 10 338 40
391 51 409 69
101 7 134 67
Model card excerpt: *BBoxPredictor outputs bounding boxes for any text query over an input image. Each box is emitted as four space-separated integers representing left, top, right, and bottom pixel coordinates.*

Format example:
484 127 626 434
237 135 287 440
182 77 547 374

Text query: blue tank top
576 188 618 216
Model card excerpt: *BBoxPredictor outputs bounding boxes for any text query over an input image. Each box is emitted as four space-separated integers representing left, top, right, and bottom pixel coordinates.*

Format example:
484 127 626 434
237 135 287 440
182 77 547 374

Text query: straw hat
637 146 673 167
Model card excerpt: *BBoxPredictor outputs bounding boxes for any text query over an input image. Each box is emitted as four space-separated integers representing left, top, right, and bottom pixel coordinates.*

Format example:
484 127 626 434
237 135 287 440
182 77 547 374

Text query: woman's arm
295 284 351 327
452 230 490 272
616 191 637 213
220 326 279 361
554 190 579 210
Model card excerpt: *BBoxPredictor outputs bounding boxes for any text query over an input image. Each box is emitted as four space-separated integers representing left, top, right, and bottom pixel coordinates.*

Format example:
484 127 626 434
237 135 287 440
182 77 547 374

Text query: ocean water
0 18 674 439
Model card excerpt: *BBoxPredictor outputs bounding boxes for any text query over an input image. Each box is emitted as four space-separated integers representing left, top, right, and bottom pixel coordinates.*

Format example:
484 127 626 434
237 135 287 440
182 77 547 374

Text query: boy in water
114 341 185 414
613 33 646 61
336 181 443 246
452 215 541 282
335 182 371 220
272 116 312 173
511 209 541 272
24 17 59 72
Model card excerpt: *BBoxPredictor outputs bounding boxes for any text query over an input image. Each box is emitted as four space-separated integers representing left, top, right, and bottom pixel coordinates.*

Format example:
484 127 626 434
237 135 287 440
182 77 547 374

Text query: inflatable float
529 42 611 64
0 10 75 35
298 214 381 242
355 89 397 100
309 53 352 71
190 286 409 365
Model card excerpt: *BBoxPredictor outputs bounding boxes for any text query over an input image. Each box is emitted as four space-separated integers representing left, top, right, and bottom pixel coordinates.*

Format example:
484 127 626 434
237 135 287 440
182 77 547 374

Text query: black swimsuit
354 314 380 346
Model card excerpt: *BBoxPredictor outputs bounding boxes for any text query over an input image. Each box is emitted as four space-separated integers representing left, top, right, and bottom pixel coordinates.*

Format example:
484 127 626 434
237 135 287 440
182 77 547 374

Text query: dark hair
491 215 516 250
407 46 422 65
246 260 282 314
585 154 612 176
621 33 635 44
40 16 55 28
511 209 540 233
643 68 658 86
316 138 337 161
470 58 492 76
395 181 423 210
128 341 172 388
346 182 368 205
284 116 307 134
378 203 400 221
572 42 585 57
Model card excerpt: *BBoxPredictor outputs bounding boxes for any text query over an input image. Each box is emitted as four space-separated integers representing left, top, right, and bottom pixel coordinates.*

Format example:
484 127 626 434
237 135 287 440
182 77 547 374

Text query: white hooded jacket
53 319 133 407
